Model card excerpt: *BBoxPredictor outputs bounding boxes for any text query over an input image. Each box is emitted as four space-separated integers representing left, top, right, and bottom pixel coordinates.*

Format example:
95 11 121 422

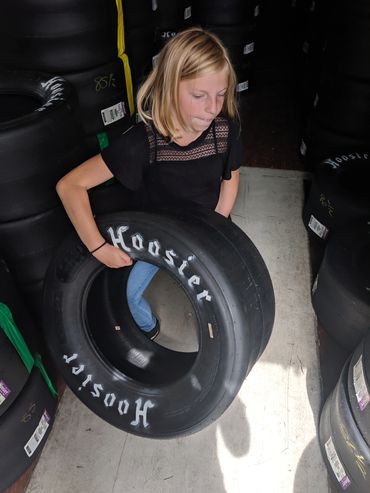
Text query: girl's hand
92 243 133 268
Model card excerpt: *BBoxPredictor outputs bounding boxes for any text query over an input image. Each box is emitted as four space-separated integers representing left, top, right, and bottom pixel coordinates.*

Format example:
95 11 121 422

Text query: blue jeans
126 261 160 332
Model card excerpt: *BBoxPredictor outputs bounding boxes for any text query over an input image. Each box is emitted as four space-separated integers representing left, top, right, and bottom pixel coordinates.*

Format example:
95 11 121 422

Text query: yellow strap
115 0 125 55
119 53 135 116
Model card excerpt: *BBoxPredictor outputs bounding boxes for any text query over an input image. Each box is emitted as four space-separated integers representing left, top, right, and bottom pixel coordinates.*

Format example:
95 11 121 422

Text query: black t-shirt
101 116 244 210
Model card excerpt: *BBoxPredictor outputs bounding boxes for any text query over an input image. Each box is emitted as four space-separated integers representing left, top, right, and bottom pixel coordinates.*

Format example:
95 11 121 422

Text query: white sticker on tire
308 215 329 239
325 436 351 489
0 380 11 405
24 410 50 457
254 4 260 16
243 42 255 55
101 102 126 126
184 6 191 19
353 355 370 411
236 81 249 92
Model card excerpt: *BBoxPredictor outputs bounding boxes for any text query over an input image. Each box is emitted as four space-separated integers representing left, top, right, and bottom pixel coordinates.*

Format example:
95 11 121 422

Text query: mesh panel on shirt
146 117 229 164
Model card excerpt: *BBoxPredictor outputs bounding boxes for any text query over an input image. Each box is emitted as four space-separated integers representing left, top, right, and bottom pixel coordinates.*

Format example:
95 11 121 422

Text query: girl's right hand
92 243 133 268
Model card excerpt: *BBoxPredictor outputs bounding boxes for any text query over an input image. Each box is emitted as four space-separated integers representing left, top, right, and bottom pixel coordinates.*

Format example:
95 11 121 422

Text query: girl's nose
206 96 218 115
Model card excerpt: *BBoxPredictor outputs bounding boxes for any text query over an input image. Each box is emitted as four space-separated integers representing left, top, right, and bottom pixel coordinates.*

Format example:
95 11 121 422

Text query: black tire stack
0 71 81 322
191 0 260 95
319 336 370 492
0 259 57 492
300 0 370 164
152 1 192 60
0 0 134 157
302 151 370 351
291 0 329 128
304 171 370 489
121 1 193 100
122 0 157 98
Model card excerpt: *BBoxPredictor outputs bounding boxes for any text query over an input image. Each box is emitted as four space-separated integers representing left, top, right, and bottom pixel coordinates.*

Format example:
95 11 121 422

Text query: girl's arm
215 169 240 218
56 154 132 268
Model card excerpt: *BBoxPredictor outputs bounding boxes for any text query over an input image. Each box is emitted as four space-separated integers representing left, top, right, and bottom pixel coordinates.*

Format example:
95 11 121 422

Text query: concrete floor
26 167 328 493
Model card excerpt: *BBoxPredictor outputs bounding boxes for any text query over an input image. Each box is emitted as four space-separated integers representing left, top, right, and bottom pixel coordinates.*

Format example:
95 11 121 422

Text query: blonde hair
137 27 239 138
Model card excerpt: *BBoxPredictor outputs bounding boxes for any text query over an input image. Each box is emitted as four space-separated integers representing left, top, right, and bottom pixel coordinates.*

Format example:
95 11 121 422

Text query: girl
56 27 244 340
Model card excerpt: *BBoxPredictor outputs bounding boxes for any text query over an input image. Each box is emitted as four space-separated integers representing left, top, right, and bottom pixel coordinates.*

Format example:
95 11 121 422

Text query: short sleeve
223 118 245 180
101 123 149 191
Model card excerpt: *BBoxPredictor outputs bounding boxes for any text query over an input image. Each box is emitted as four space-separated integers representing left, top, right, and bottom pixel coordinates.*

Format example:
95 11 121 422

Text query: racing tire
0 367 57 492
0 70 83 222
302 152 370 242
311 219 370 351
43 209 275 438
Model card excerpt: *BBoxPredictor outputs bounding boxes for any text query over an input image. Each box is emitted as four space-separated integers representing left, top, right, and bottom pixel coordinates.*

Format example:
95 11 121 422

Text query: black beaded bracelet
89 240 107 254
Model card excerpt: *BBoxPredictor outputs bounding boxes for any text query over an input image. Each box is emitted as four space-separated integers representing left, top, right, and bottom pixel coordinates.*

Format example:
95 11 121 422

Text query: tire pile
297 0 370 164
123 0 192 98
192 0 260 95
302 151 370 491
0 0 134 158
0 260 57 492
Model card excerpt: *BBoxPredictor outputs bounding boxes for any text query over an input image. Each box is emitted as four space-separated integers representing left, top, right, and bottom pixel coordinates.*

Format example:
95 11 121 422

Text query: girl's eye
218 93 226 98
192 94 204 99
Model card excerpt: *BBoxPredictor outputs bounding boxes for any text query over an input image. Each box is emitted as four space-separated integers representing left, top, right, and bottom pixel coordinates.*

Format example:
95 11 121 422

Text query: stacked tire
311 219 370 352
0 0 134 158
0 259 57 492
192 0 260 94
0 71 82 321
292 0 329 126
300 0 370 164
152 1 192 60
122 0 157 97
319 333 370 492
303 152 370 243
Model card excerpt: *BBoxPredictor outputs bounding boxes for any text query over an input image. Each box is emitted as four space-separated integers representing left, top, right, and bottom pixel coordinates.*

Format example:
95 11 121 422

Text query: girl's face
177 65 229 135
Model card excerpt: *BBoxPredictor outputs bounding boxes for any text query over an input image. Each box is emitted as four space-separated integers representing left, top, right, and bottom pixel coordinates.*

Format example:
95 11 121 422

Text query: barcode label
353 355 370 411
325 436 351 489
254 4 260 16
243 42 255 55
308 215 329 239
24 410 50 458
0 380 11 405
152 0 158 11
101 102 126 126
236 80 249 92
313 93 319 107
184 6 191 19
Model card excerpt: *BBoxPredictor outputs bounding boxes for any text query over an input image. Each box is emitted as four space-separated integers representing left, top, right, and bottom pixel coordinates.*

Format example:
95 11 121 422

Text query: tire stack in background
0 0 134 158
290 0 329 130
0 72 80 323
0 259 58 492
123 1 192 99
121 0 157 101
0 1 141 324
301 151 370 490
152 1 192 65
299 0 370 165
191 0 260 96
319 350 370 493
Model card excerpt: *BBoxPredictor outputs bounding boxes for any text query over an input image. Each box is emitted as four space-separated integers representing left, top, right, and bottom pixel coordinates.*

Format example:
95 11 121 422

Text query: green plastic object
0 302 57 397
